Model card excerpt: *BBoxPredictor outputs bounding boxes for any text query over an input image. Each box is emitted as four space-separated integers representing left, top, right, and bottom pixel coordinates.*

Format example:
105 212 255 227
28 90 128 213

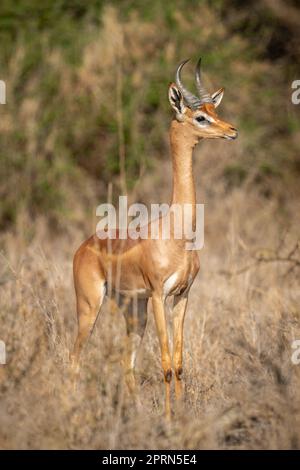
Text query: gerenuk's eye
196 115 207 123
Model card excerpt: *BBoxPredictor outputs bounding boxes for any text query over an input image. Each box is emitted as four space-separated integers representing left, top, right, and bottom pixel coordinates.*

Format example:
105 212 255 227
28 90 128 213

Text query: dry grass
1 178 300 449
0 2 300 451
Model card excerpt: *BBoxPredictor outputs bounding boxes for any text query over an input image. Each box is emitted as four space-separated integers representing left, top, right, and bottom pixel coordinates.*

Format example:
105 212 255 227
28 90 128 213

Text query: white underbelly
163 272 179 297
163 272 194 298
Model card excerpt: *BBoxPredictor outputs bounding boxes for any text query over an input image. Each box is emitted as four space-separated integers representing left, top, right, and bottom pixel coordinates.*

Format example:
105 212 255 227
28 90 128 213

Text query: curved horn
195 57 213 104
175 59 202 109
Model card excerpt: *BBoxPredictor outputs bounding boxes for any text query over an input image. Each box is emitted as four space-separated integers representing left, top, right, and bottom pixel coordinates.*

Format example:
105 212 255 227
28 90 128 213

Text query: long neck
170 120 197 227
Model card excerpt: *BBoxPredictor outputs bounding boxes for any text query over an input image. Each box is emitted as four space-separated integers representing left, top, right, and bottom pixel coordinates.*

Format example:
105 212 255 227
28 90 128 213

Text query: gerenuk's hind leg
123 297 148 397
70 247 106 375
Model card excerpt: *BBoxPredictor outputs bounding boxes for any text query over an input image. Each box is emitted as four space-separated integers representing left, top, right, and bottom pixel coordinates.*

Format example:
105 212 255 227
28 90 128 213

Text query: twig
116 32 127 196
218 251 300 278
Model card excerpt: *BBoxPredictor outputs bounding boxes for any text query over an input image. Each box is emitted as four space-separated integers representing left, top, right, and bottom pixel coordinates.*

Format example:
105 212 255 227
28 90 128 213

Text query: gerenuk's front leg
172 293 189 402
152 293 172 419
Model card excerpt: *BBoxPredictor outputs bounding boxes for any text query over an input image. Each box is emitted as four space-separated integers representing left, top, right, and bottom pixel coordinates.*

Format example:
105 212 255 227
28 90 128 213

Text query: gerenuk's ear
168 83 186 119
211 87 224 108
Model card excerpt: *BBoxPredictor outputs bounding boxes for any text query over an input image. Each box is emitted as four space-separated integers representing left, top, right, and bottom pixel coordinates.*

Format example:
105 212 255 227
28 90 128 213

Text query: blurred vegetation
0 0 299 230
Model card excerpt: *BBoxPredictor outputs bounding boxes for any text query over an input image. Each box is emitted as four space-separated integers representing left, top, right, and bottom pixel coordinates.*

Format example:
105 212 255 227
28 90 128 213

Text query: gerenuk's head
168 58 238 142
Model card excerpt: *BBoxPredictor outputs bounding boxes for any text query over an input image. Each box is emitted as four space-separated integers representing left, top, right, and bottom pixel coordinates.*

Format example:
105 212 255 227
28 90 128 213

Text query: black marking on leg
164 369 172 383
175 367 183 381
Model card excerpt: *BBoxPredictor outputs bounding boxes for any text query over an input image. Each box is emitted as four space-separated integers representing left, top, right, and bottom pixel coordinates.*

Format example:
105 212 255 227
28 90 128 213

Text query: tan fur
71 82 237 419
